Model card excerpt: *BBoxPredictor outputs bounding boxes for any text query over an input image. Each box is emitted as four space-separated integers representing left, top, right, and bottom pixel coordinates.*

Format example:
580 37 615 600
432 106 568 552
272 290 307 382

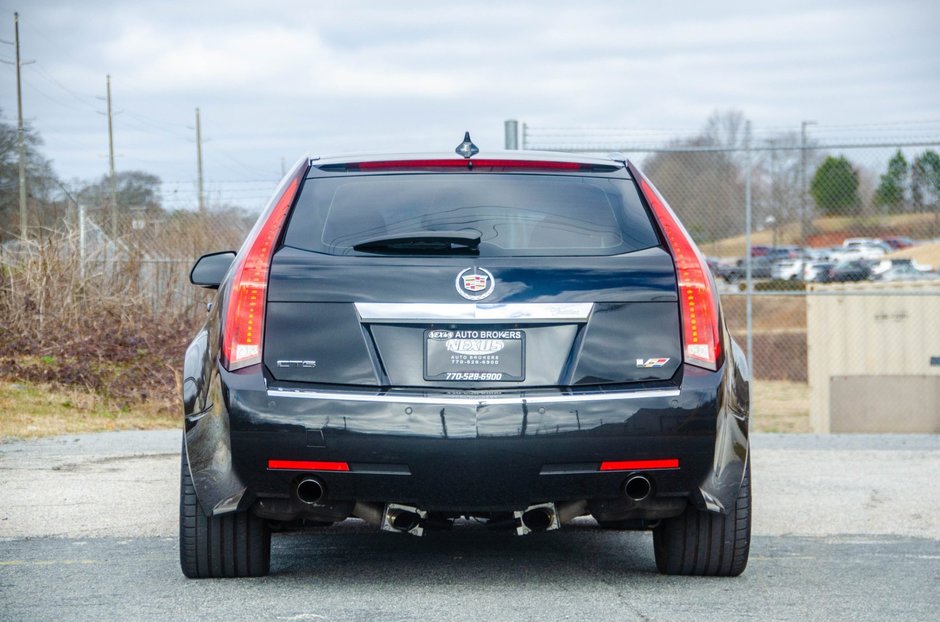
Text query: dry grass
888 240 940 268
722 296 806 332
0 381 178 441
752 380 810 433
0 231 200 407
704 212 939 257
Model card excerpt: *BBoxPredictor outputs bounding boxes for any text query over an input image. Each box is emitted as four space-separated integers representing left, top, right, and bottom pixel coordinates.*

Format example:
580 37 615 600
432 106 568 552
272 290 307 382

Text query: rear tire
652 461 751 576
179 441 271 578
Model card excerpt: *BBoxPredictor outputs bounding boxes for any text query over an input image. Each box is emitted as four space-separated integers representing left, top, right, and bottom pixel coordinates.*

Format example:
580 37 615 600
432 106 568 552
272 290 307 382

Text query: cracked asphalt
1 431 939 621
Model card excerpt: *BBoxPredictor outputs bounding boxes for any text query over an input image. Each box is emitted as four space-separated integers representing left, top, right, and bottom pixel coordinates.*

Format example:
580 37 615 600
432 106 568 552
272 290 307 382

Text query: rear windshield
283 173 659 257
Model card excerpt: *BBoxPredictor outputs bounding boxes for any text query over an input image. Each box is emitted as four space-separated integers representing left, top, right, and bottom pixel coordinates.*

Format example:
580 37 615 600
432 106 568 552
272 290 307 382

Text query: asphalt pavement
1 431 939 621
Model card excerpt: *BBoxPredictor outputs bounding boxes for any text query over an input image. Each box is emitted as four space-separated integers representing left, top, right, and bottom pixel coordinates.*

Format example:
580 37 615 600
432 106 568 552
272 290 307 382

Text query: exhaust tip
295 477 325 505
521 507 554 533
623 475 652 502
388 509 421 533
382 503 426 536
514 503 559 535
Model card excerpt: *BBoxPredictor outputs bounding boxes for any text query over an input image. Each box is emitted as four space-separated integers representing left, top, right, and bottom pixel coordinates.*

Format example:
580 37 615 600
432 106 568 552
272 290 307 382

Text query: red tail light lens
222 172 303 371
637 173 722 370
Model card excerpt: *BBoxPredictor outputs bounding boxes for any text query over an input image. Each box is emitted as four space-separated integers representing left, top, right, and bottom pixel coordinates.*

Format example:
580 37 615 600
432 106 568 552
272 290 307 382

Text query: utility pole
504 119 519 150
799 120 817 248
195 107 205 213
14 13 27 240
106 75 118 238
744 120 753 381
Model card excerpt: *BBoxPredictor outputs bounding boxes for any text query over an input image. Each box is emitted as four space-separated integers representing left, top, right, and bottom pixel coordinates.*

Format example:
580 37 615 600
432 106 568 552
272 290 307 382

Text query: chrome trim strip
354 302 594 322
266 387 679 406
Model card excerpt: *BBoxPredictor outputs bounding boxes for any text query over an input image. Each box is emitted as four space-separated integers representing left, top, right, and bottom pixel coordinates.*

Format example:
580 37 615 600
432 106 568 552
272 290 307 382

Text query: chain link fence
522 122 940 432
3 123 940 430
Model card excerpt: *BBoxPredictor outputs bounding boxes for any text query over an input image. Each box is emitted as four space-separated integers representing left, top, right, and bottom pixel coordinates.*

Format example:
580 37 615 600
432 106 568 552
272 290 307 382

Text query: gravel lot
1 431 938 621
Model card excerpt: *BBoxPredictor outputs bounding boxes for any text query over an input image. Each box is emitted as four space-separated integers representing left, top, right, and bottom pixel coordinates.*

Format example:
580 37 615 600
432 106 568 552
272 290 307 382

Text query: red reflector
267 460 350 471
637 173 722 370
353 159 587 171
599 459 679 471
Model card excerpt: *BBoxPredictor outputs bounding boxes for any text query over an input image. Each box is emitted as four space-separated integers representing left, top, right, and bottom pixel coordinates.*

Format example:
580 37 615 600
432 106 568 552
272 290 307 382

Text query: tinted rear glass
283 173 659 256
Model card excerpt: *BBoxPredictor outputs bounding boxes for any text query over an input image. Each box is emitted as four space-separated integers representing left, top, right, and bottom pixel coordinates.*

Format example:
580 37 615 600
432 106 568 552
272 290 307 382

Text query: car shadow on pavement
269 519 661 581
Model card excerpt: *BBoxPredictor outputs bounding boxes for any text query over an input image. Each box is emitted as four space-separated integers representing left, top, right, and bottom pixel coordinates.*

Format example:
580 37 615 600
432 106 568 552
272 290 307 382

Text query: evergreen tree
873 150 909 213
911 150 940 209
809 156 860 215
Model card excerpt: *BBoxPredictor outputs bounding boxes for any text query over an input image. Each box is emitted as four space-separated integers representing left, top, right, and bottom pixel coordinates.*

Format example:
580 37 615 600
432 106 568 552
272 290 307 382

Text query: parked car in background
804 261 834 282
750 245 772 257
772 258 805 281
842 237 891 250
874 259 940 281
719 256 775 282
803 247 833 261
830 245 886 263
766 245 802 260
826 260 872 282
883 236 915 250
871 257 933 276
706 257 722 278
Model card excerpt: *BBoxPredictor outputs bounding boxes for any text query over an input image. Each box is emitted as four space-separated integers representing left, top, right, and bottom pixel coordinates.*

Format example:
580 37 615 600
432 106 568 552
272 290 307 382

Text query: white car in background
870 258 936 280
843 237 881 248
803 247 833 261
804 261 835 282
831 244 886 263
771 258 805 280
874 260 940 281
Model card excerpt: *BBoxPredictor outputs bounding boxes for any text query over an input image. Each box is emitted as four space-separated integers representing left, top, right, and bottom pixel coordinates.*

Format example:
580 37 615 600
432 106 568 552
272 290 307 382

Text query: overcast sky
1 0 938 210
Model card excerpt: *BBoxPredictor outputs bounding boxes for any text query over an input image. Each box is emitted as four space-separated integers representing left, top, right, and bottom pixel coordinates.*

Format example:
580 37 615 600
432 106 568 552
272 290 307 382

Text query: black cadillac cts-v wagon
181 136 751 578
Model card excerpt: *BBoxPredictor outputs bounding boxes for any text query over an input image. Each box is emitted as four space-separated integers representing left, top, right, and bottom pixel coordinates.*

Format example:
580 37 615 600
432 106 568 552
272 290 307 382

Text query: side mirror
190 251 236 289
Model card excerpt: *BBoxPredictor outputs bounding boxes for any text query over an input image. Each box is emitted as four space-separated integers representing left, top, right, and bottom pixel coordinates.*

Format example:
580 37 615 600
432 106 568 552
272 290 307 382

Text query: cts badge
455 267 495 300
276 360 317 368
636 358 670 368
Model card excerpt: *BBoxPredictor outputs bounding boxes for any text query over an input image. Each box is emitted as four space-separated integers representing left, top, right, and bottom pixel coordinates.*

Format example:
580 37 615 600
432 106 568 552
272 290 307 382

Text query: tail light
634 167 722 371
222 164 307 370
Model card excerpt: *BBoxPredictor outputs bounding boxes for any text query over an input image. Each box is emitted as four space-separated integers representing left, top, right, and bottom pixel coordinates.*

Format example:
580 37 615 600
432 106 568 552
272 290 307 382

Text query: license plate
424 329 525 381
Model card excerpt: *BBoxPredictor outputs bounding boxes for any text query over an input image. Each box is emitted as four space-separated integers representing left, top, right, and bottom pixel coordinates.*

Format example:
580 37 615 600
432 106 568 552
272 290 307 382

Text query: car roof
309 150 628 168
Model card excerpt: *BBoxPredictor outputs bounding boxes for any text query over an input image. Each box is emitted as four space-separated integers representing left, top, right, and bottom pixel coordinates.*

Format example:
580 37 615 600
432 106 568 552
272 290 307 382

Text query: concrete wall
830 375 940 433
807 281 940 433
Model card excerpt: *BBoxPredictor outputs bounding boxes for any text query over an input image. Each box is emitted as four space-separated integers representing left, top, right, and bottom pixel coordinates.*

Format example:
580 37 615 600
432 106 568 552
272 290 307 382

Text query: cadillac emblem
455 267 494 300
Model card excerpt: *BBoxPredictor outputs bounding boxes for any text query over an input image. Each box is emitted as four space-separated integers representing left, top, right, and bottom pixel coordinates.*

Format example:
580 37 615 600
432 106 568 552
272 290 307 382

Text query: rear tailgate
264 249 680 387
262 168 681 389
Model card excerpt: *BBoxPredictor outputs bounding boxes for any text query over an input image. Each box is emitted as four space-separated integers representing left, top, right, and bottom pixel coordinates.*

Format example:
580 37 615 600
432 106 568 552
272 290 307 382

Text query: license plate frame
424 328 525 382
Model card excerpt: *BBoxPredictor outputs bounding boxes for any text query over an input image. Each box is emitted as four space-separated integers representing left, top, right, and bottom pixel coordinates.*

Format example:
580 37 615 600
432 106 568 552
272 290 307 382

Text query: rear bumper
185 357 749 518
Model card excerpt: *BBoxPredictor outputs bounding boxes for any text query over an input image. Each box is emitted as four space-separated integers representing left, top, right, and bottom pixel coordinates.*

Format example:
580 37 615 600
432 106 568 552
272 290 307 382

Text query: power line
18 73 96 115
31 62 98 107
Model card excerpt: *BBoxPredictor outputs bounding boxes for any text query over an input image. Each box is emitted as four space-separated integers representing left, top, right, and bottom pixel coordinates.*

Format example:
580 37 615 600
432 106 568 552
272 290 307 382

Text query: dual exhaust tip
382 503 427 536
295 474 652 531
295 477 325 505
379 503 563 537
516 503 560 535
623 475 652 502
